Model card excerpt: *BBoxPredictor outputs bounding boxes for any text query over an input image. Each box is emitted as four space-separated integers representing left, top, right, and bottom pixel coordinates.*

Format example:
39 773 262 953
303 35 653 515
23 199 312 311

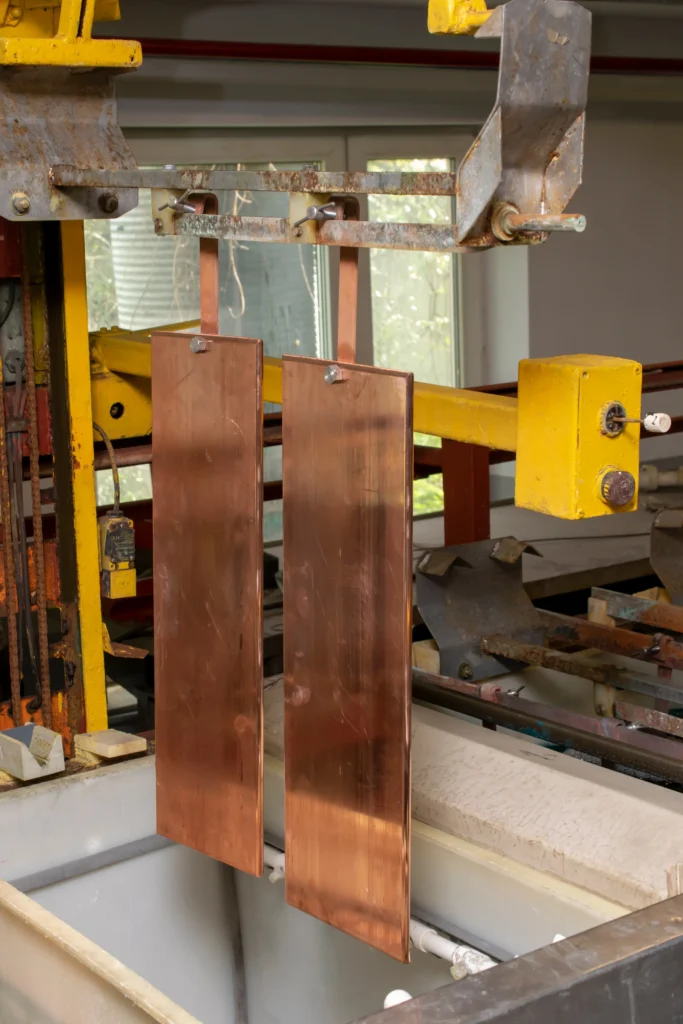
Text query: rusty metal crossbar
50 166 461 196
412 669 683 785
592 588 683 635
481 634 683 705
173 214 486 253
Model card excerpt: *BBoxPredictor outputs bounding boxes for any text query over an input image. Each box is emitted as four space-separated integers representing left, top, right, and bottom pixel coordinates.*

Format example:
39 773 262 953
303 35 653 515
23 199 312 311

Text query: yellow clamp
428 0 492 35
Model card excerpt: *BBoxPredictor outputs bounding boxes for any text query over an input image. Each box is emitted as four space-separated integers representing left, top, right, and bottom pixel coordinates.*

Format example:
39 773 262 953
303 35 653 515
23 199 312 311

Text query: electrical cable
93 422 121 513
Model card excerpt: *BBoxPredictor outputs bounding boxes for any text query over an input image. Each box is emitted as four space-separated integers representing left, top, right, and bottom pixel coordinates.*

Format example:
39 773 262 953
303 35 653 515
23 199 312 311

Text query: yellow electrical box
98 511 136 599
515 354 642 520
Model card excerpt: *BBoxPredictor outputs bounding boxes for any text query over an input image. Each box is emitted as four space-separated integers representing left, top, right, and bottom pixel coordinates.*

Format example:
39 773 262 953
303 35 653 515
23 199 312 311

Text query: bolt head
190 336 208 354
601 470 636 508
99 192 119 215
458 662 473 681
324 364 344 385
10 192 30 216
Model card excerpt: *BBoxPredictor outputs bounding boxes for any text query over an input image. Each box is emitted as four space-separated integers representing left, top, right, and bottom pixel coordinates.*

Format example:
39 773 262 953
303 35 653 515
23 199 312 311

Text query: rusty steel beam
615 701 683 737
481 634 683 704
592 588 683 635
540 609 683 672
52 166 463 197
412 669 683 784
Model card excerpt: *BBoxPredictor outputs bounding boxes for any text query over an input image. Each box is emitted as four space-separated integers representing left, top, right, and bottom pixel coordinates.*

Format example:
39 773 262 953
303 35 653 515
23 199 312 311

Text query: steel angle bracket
456 0 591 244
416 537 545 682
650 509 683 606
0 67 137 221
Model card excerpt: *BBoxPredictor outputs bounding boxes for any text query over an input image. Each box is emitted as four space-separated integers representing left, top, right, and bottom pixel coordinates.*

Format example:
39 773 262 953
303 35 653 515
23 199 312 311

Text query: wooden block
412 639 440 673
0 725 64 781
75 730 147 760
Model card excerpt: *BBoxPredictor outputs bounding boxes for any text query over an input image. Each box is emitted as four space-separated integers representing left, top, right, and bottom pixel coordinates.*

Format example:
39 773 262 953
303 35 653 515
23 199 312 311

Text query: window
85 157 333 532
84 131 479 530
364 156 460 515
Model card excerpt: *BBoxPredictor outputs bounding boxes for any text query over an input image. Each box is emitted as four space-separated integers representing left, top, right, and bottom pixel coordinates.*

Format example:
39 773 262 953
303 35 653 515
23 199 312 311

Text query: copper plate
282 356 413 962
153 331 264 876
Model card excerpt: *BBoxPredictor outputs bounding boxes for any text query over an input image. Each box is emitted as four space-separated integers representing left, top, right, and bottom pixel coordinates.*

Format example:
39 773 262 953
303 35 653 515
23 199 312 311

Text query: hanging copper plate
153 331 264 876
282 356 413 962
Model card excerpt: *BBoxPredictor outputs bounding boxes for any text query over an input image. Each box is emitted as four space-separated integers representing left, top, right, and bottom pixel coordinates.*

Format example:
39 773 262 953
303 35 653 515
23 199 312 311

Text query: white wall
530 118 683 458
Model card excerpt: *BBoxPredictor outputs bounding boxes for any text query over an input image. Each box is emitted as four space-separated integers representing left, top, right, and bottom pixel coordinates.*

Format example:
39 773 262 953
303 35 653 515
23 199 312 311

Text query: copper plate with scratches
282 356 413 962
153 331 264 876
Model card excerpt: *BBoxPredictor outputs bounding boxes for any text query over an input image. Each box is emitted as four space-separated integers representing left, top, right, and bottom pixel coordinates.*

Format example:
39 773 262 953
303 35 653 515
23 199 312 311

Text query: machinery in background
3 0 683 1019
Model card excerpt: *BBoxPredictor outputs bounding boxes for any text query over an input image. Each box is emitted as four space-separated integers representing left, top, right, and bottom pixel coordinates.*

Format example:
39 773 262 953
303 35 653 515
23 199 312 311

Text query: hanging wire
93 422 120 513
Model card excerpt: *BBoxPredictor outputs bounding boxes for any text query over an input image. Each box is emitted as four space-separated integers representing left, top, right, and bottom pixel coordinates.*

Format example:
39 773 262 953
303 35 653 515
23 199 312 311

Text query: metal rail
355 894 683 1024
51 166 463 196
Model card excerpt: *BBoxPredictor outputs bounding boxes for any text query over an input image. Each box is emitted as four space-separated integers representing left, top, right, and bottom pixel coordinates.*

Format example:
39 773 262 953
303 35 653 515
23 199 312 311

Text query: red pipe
123 37 683 77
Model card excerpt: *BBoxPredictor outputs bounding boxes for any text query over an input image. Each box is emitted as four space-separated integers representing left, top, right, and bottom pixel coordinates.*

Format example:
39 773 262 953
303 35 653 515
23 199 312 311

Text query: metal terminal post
492 203 586 242
601 470 636 508
602 401 672 437
158 190 197 216
293 202 338 230
10 192 30 216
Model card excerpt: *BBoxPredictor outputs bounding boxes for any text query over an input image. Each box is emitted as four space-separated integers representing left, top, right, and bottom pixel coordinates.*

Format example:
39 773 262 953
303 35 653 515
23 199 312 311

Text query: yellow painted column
60 221 108 731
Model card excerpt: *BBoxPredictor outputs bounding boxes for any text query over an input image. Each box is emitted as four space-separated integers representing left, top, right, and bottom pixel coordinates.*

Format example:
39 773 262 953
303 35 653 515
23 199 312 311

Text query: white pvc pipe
262 844 497 977
409 919 497 979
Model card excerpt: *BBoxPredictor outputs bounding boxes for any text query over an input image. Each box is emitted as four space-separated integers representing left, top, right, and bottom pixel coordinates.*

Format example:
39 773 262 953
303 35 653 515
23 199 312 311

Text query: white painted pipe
263 843 285 883
384 991 413 1009
263 844 498 977
409 919 497 979
640 464 683 491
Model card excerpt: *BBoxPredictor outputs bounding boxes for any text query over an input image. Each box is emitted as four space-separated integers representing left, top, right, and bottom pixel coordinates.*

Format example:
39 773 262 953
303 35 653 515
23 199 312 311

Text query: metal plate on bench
153 332 264 876
282 356 413 962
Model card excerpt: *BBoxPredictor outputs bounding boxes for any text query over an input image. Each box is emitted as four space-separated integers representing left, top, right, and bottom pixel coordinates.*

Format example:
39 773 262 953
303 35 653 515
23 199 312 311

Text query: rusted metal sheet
283 356 413 962
153 331 264 877
0 69 137 222
0 538 59 615
0 693 70 737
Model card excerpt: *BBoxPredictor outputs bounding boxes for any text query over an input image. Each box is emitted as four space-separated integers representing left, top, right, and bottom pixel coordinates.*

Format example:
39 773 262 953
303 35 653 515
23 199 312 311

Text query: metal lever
616 413 672 435
292 202 338 230
603 402 672 437
158 189 196 215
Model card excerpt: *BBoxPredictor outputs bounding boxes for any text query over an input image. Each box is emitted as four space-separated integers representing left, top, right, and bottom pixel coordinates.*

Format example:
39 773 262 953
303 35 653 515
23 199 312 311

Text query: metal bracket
651 509 683 606
1 67 137 221
455 0 591 243
416 537 545 682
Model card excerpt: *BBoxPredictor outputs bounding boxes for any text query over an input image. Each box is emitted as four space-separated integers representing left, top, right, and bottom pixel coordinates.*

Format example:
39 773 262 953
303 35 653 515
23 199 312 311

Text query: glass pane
96 464 152 507
85 161 332 542
84 163 330 363
368 158 458 516
367 158 458 388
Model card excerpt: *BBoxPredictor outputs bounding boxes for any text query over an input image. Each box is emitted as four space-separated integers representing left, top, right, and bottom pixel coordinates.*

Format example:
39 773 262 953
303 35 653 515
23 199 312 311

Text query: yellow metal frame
428 0 492 36
91 321 198 441
0 0 141 67
93 333 645 521
62 221 108 732
516 355 642 520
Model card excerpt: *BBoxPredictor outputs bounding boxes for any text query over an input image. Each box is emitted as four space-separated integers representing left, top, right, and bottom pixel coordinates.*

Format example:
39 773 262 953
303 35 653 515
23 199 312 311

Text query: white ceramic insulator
384 991 413 1009
643 413 672 434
